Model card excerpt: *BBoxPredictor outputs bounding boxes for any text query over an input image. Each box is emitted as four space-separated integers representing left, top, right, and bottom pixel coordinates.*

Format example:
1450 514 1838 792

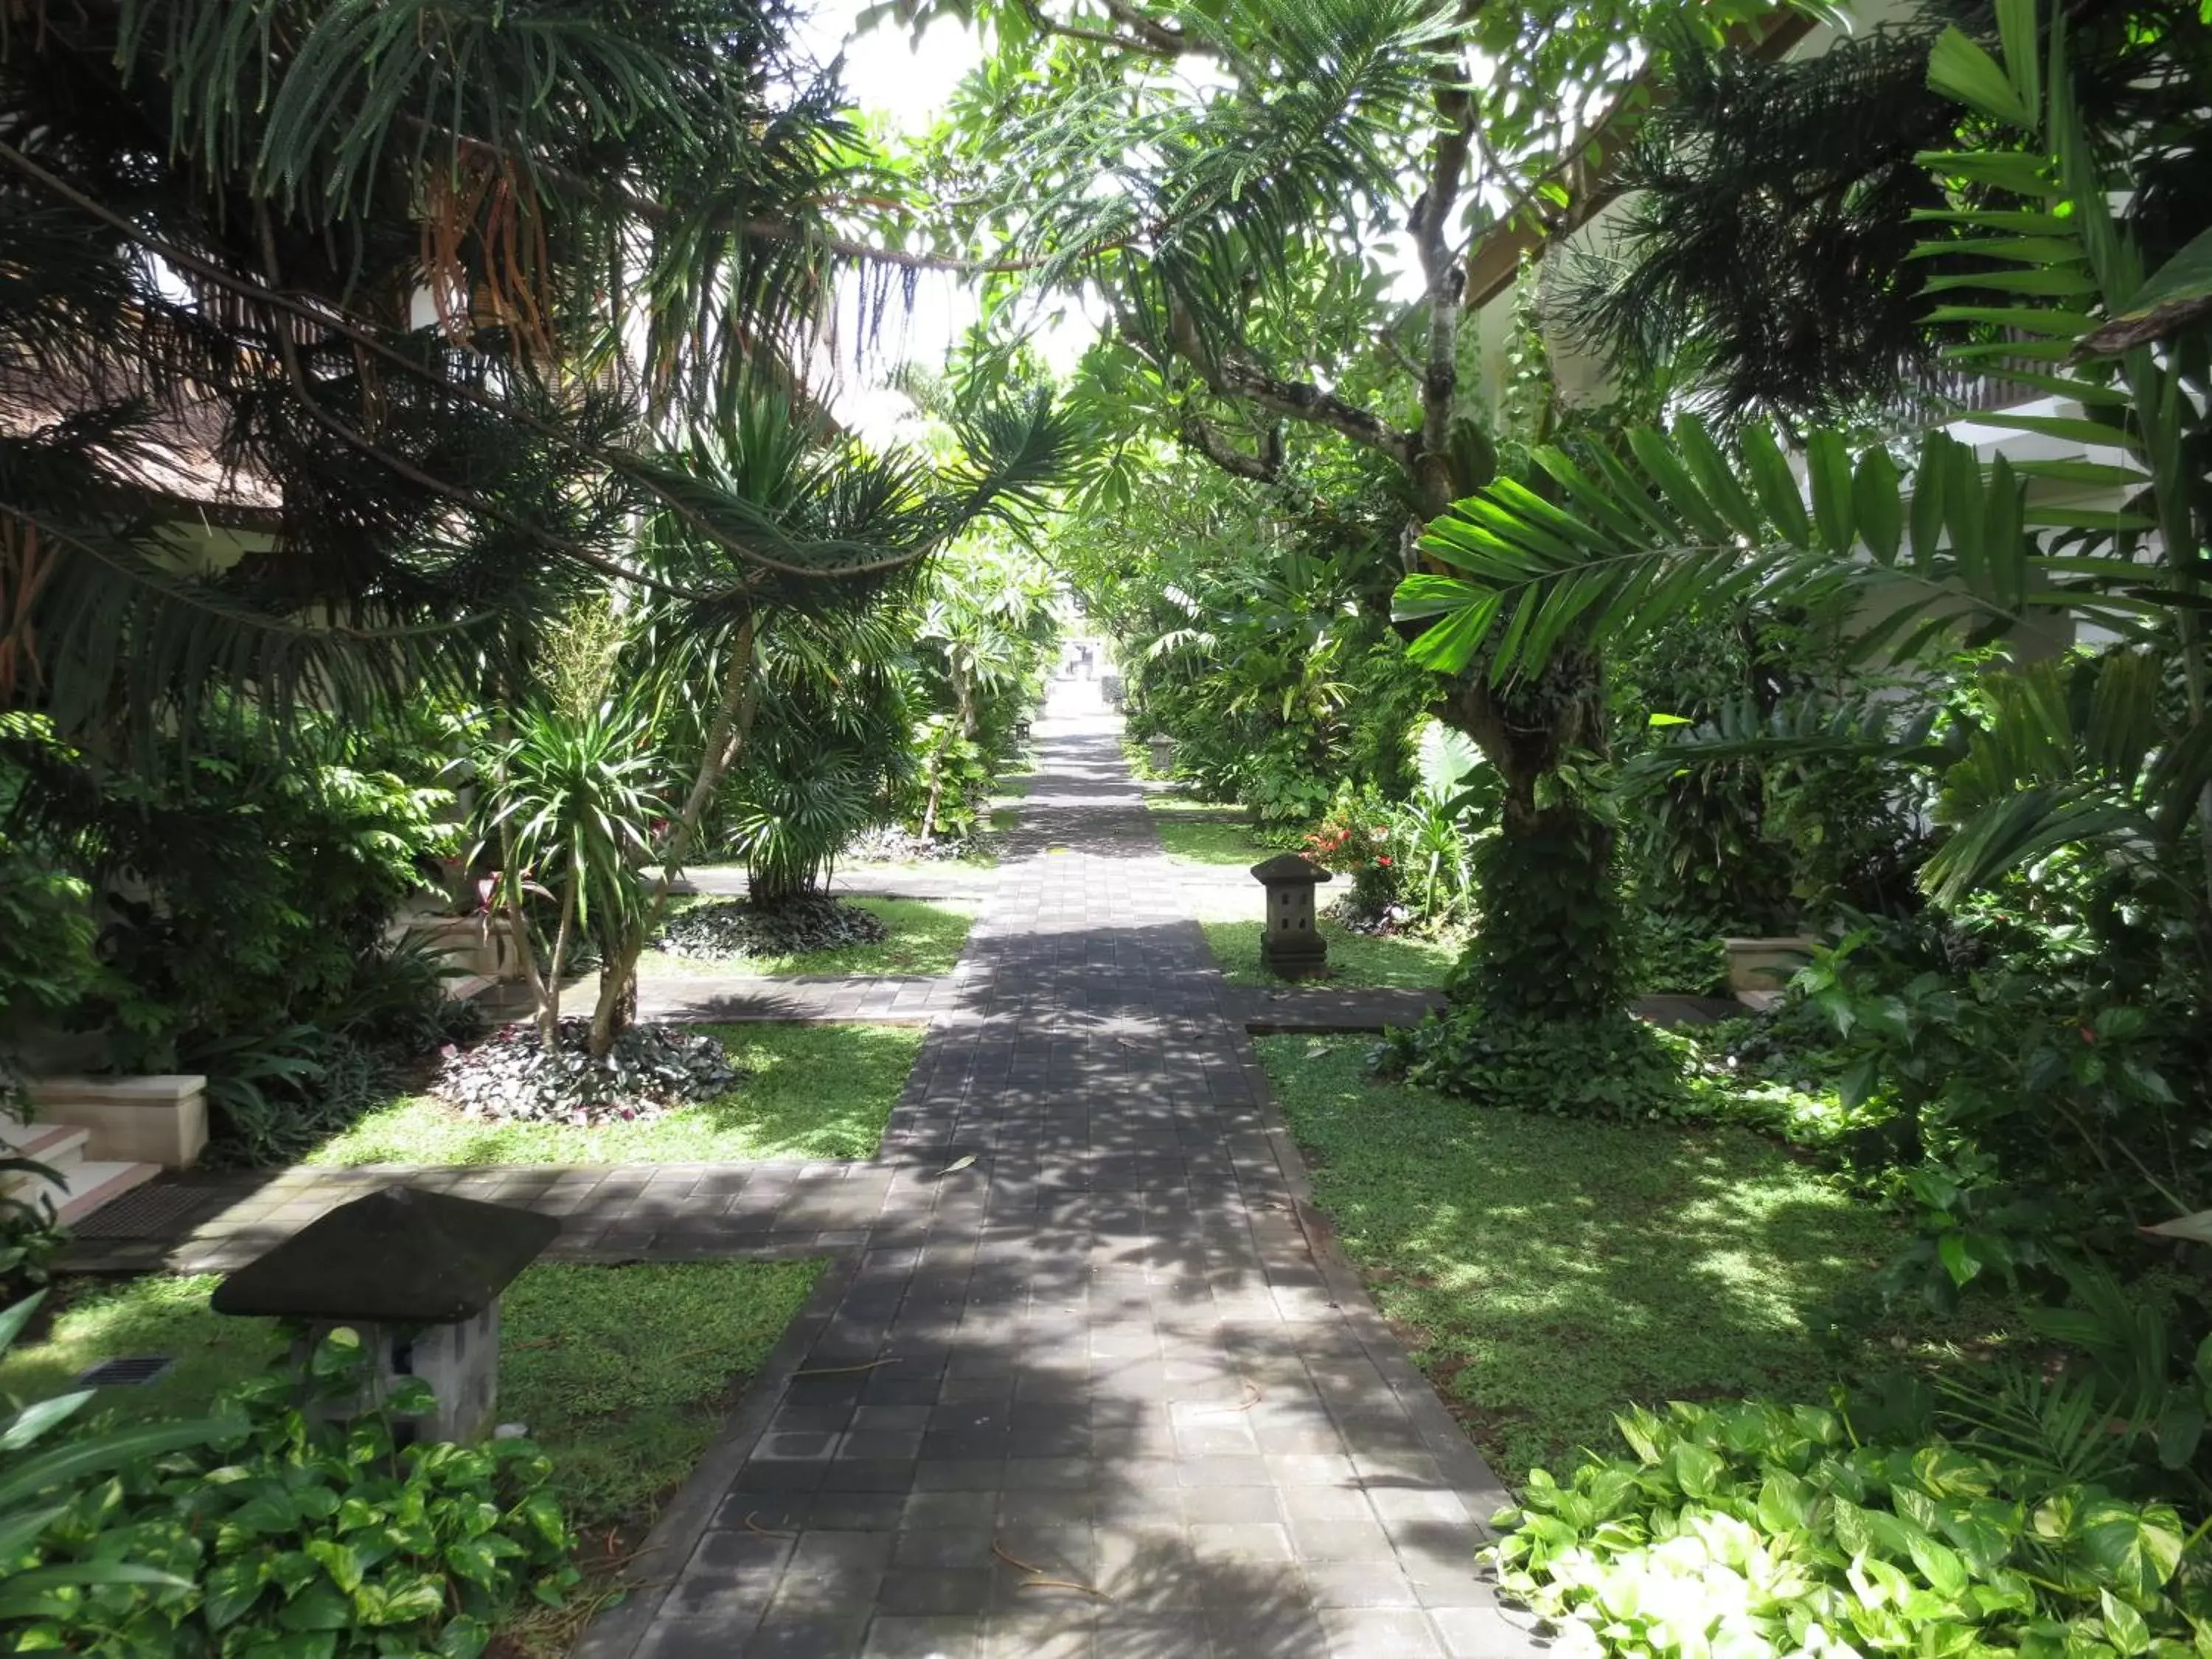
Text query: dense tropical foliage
5 0 2212 1647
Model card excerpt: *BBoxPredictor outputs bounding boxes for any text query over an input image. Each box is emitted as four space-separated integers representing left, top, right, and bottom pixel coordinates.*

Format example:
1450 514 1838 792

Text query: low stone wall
30 1074 208 1168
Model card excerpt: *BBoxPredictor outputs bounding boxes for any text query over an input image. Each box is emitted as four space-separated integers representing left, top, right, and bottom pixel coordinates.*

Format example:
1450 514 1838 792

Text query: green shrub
1373 1001 1848 1145
1491 1397 2205 1657
1630 911 1730 997
1376 1006 1691 1119
6 1326 579 1656
1 1292 234 1625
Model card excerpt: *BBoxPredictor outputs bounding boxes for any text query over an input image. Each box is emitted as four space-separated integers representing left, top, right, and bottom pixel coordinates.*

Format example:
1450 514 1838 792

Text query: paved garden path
579 703 1540 1659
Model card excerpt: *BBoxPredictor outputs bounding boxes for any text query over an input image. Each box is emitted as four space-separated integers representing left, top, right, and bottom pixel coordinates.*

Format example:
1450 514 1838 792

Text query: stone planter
29 1074 208 1168
398 913 524 983
1147 736 1175 774
1723 936 1820 1005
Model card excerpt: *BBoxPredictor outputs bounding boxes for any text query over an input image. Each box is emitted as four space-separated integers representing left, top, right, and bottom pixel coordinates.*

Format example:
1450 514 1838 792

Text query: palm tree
1395 0 2212 984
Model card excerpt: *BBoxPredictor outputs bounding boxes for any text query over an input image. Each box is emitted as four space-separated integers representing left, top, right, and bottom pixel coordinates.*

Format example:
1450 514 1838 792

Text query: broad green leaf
1927 29 2032 126
1916 149 2053 196
1805 430 1854 555
2102 1589 2152 1657
1854 449 1904 565
1995 0 2039 125
2078 1499 2184 1596
1922 266 2099 297
0 1391 94 1453
1629 427 1733 546
1740 424 1812 546
1672 415 1763 540
204 1555 271 1631
306 1537 366 1594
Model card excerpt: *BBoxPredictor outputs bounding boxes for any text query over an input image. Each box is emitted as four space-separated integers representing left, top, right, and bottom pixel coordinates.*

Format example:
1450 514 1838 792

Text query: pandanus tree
1395 0 2212 993
0 0 991 760
550 386 1069 1059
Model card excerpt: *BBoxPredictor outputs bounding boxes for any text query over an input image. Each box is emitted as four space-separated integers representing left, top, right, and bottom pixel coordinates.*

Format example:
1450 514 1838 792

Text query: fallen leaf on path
939 1153 978 1175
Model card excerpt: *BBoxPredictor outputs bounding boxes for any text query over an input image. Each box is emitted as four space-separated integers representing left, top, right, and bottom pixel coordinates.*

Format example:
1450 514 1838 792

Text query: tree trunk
587 613 760 1059
1434 662 1624 1020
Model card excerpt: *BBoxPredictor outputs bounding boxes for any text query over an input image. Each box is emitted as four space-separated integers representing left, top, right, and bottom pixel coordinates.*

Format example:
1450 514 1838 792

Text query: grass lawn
1256 1036 1994 1484
0 1261 822 1653
1145 796 1271 866
645 896 974 978
305 1022 922 1166
1203 918 1461 990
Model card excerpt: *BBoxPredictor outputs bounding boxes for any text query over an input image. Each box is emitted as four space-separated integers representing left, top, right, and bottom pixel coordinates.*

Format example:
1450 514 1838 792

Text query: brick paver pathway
577 705 1540 1659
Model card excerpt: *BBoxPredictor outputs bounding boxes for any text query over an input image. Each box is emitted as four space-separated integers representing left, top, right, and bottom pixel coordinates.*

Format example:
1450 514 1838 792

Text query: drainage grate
75 1355 175 1388
69 1183 218 1238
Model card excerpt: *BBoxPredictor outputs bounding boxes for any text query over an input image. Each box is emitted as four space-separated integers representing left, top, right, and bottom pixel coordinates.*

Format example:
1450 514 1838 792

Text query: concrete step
42 1160 164 1228
0 1114 90 1175
2 1114 159 1226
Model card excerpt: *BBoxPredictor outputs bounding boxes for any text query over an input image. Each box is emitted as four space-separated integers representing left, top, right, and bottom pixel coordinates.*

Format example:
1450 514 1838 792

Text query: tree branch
1208 359 1418 470
1098 0 1199 57
1012 0 1181 59
1177 411 1282 482
1409 6 1478 515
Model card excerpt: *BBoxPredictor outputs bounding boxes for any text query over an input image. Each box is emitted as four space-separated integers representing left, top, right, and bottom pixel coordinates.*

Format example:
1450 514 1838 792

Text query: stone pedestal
399 913 524 983
1724 936 1820 1004
1251 854 1332 980
213 1186 557 1444
291 1305 501 1446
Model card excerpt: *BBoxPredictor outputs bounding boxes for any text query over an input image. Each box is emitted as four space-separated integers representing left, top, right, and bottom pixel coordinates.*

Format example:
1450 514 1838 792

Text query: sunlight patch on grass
1257 1037 1997 1483
1203 919 1461 991
1145 796 1270 866
304 1022 922 1166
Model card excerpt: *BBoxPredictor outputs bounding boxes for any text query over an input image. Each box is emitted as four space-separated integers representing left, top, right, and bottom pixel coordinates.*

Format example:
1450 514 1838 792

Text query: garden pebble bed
653 892 886 960
435 1019 742 1124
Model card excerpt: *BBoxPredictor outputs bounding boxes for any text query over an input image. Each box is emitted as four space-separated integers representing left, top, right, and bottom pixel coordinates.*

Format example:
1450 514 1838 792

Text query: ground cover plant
647 895 976 978
305 1022 923 1166
0 1261 821 1655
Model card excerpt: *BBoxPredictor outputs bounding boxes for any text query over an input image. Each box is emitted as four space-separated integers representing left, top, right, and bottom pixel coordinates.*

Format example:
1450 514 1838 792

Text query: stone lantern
212 1186 558 1444
1251 853 1332 979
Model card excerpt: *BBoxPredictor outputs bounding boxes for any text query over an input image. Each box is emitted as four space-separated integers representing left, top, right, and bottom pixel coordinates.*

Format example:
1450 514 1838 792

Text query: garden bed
1256 1036 2004 1484
643 895 975 978
0 1260 823 1657
302 1022 924 1166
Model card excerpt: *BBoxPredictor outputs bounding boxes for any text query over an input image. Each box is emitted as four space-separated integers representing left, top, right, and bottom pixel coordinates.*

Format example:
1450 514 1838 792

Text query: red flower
1376 855 1392 866
2081 1028 2096 1044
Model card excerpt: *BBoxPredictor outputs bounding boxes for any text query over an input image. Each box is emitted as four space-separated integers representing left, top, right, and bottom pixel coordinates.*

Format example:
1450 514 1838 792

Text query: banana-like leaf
1921 787 2143 905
